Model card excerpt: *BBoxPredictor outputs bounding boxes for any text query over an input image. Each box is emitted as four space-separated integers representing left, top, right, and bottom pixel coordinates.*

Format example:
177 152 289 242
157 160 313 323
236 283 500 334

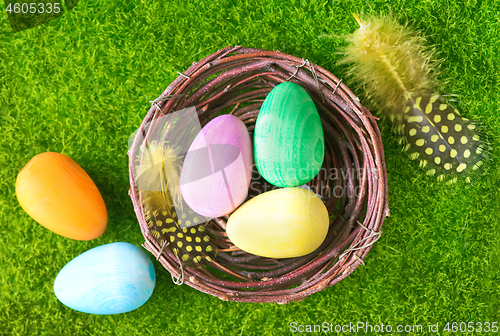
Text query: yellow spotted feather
136 141 216 266
340 13 489 183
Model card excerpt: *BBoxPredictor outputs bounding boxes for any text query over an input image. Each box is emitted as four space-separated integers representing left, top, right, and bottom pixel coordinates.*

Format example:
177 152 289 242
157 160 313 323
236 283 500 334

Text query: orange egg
15 152 107 240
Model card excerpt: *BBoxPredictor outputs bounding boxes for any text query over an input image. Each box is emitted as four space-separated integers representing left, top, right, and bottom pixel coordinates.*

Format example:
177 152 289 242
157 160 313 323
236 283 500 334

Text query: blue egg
54 242 155 315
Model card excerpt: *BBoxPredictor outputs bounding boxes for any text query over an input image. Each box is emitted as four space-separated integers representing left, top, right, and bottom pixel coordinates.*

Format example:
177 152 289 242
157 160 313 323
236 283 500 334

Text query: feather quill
340 13 489 183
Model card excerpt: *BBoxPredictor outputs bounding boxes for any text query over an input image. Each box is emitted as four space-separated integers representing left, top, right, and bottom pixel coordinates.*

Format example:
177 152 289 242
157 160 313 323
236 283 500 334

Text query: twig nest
129 46 389 303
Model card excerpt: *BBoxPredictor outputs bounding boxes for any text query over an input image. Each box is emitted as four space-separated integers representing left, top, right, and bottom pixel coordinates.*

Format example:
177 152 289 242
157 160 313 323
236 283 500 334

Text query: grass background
1 0 499 335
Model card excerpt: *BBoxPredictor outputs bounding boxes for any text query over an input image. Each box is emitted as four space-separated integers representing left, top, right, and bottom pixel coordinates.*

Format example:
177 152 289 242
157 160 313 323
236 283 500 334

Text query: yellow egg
226 187 329 258
16 152 107 240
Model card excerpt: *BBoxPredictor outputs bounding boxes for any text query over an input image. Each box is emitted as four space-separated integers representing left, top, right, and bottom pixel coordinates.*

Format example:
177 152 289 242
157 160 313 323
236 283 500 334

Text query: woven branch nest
128 46 389 303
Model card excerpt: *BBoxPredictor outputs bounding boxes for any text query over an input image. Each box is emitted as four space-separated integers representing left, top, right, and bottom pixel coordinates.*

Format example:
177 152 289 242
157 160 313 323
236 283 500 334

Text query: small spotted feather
135 141 215 265
142 190 215 265
340 14 489 183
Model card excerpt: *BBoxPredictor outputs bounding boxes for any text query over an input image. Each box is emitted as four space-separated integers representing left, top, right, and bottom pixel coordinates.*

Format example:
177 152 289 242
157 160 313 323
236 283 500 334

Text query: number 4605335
6 2 61 14
444 322 498 333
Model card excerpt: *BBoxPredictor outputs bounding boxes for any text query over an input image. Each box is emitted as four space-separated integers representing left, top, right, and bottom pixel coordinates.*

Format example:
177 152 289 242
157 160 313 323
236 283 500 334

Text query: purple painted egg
180 114 253 218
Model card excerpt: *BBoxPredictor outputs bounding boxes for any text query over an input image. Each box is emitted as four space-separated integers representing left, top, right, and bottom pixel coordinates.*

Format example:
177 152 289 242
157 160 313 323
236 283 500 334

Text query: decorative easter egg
226 187 329 258
254 82 325 187
15 152 107 240
180 114 253 218
54 242 155 315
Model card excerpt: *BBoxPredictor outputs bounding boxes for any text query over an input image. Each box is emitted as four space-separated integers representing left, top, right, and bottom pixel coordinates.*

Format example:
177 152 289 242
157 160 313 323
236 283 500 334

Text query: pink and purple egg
180 114 253 218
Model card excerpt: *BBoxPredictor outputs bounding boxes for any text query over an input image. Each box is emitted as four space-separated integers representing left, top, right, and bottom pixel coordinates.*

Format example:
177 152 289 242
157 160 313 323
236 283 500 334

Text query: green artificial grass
1 0 500 335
